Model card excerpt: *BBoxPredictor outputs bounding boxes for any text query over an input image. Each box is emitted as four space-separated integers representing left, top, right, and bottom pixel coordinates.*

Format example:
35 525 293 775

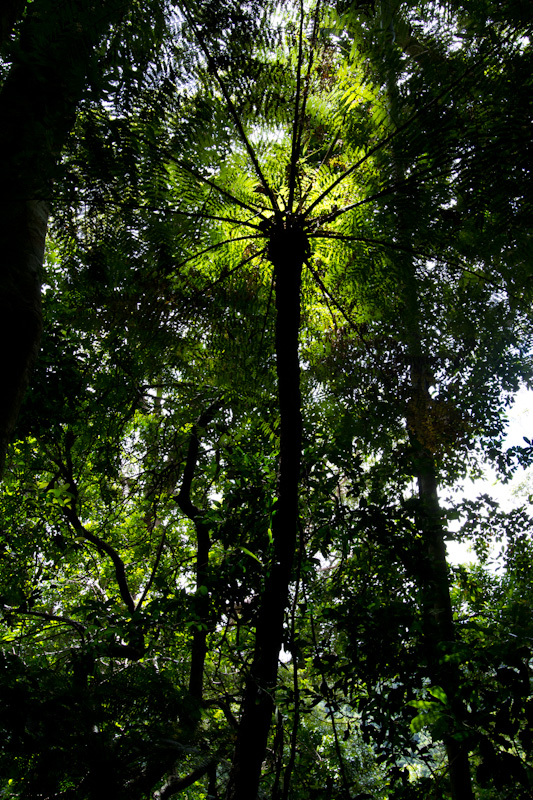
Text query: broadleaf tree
1 0 533 798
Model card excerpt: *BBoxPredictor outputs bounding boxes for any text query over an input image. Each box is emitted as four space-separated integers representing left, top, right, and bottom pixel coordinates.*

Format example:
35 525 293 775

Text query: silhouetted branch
155 757 218 800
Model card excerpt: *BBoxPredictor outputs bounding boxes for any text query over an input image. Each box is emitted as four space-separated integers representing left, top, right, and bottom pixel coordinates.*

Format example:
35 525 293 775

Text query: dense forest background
1 0 533 798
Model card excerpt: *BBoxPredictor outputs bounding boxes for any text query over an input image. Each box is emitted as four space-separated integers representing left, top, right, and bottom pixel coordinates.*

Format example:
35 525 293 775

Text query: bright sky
446 386 533 565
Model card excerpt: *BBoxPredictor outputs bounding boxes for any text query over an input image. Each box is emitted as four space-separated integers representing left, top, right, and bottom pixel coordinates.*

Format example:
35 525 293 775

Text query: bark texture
226 221 306 800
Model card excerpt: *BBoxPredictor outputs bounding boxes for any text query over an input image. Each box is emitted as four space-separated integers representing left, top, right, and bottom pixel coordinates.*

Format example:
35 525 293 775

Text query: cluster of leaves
1 0 533 798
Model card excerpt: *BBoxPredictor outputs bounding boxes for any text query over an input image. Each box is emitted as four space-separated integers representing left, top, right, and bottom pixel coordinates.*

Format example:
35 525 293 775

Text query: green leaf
428 686 448 705
237 546 263 566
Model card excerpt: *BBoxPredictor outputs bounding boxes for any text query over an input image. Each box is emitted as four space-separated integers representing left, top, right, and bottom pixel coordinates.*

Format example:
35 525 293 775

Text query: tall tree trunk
188 518 211 703
0 0 131 476
0 198 47 475
393 147 474 800
226 221 307 800
409 356 474 800
375 11 475 790
176 401 222 711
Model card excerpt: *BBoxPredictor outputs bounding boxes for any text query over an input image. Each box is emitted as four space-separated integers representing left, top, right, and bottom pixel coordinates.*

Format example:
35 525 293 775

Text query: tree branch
0 605 86 637
198 246 269 296
117 200 263 231
53 436 136 615
177 400 223 521
154 757 218 800
62 503 135 615
135 525 167 613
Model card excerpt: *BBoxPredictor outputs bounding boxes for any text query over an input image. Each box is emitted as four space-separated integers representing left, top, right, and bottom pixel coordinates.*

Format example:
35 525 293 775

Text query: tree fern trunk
226 223 306 800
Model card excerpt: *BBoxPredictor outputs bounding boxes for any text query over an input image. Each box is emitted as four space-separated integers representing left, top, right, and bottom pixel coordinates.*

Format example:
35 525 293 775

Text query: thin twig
1 607 86 637
309 230 505 291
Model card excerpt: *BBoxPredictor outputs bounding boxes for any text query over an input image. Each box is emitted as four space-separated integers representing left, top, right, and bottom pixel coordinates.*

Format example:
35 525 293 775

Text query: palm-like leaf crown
3 1 533 797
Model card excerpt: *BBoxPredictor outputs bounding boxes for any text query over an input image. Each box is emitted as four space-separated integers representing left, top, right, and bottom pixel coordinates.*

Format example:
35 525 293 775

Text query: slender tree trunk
0 0 131 476
188 517 211 703
177 401 222 711
226 221 306 800
376 14 475 790
409 359 474 800
391 117 475 800
396 169 474 800
394 178 475 800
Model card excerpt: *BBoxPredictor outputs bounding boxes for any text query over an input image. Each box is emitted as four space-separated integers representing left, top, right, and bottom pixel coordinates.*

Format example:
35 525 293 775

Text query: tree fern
2 1 533 798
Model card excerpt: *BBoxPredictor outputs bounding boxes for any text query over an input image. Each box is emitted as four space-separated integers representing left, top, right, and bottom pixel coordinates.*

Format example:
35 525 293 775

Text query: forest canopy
1 1 533 798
